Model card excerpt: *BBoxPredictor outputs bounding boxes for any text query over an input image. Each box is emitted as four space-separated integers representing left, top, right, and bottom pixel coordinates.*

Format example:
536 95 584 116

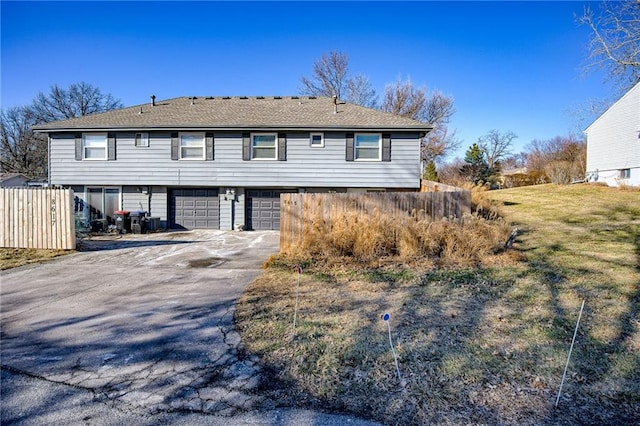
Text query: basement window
619 168 631 179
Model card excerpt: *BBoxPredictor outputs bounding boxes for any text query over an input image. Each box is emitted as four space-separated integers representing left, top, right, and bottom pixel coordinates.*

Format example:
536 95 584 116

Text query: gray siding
219 189 245 231
50 132 421 189
122 185 167 224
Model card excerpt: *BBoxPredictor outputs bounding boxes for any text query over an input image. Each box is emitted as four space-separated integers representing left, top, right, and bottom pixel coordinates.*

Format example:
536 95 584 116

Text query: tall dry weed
284 202 511 266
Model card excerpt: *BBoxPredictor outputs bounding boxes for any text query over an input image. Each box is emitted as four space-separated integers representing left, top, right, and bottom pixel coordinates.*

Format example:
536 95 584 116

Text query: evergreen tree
423 160 439 181
461 143 491 184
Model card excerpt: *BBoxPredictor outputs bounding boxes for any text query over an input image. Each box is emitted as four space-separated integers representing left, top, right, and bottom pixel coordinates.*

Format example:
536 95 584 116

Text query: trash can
146 217 160 232
130 211 147 234
114 210 131 233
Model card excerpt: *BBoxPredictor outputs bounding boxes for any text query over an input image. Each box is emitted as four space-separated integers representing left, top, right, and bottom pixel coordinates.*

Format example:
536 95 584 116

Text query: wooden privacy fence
280 191 471 253
1 188 76 250
420 179 466 192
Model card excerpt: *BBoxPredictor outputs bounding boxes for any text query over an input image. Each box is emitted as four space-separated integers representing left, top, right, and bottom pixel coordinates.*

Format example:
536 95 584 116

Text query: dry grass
279 186 511 268
0 248 72 270
236 183 640 425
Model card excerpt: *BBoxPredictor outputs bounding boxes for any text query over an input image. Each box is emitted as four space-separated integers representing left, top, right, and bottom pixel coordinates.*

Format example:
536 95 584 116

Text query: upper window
354 133 381 161
135 132 149 147
180 132 204 159
83 133 107 160
252 133 277 159
310 132 324 148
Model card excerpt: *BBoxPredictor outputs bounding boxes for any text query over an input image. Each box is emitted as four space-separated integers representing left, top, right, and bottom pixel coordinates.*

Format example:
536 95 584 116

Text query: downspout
47 135 51 186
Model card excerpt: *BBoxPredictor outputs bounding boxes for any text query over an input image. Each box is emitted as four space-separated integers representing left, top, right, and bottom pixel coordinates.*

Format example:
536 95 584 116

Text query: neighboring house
0 173 29 187
34 96 431 230
585 81 640 187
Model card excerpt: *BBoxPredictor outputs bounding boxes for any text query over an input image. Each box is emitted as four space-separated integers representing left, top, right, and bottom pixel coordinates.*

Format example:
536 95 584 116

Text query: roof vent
333 95 338 114
139 106 143 114
274 96 282 99
150 95 156 107
257 96 264 99
240 96 248 100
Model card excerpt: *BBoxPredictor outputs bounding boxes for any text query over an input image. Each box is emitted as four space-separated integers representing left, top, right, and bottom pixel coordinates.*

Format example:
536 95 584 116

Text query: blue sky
1 1 613 159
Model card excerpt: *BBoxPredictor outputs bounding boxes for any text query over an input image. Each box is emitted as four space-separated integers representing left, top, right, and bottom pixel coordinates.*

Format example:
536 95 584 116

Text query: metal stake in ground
555 299 586 408
292 265 303 332
382 313 402 382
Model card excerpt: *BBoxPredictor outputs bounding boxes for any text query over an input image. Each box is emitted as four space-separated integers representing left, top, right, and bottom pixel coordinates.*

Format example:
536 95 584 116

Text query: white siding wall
586 82 640 186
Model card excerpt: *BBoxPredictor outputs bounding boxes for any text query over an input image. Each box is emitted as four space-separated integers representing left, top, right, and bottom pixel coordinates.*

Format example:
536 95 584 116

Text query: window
252 133 277 159
86 187 120 224
354 133 381 160
83 133 107 159
135 132 149 147
180 132 204 159
620 168 631 179
310 132 324 148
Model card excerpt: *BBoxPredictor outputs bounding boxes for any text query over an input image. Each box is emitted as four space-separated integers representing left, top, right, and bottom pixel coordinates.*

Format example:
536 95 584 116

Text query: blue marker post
382 313 402 382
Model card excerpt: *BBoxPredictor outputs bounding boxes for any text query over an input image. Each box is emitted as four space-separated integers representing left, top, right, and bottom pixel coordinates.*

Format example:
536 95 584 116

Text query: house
0 173 29 187
585 81 640 187
34 96 431 230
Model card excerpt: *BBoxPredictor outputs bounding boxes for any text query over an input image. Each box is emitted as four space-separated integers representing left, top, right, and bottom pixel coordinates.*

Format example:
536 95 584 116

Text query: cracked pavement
1 230 381 425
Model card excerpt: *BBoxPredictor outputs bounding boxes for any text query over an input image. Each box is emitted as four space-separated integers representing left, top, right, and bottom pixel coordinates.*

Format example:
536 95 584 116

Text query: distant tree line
436 134 586 188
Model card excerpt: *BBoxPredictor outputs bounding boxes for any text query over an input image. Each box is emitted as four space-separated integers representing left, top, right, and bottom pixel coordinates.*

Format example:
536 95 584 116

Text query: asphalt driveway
0 230 380 425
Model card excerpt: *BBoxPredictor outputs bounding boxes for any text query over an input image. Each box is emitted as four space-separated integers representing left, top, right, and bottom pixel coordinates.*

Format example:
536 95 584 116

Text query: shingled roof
34 96 432 133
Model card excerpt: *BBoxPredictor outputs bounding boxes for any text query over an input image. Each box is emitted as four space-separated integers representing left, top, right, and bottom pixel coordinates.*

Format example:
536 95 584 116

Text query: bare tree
299 51 379 107
345 73 378 109
579 0 640 93
299 51 350 99
0 107 47 177
381 77 459 165
30 81 122 123
1 82 122 177
524 135 586 184
381 76 427 119
477 130 517 171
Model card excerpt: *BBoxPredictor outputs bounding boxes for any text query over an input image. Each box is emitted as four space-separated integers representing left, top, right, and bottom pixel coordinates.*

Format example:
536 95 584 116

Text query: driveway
1 230 380 425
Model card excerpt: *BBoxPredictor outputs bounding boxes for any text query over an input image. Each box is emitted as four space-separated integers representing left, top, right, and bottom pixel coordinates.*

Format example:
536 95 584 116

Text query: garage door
246 189 292 230
170 188 219 229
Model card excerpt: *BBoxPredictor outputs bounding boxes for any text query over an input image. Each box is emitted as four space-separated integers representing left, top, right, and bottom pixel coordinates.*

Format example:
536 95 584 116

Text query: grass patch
236 184 640 425
0 248 73 270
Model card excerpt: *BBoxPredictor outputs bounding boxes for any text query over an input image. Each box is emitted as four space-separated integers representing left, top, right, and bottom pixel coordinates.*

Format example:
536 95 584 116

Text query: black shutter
242 133 251 161
278 133 286 161
345 133 354 162
171 132 179 160
107 132 116 160
205 132 214 161
382 133 391 162
74 133 83 160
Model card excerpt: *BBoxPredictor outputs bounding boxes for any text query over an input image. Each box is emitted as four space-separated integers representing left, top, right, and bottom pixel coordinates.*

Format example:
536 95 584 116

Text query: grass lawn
0 248 72 270
235 184 639 425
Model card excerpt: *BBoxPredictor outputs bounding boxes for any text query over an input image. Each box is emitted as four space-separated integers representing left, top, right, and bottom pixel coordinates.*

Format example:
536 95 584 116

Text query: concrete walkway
1 230 381 425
